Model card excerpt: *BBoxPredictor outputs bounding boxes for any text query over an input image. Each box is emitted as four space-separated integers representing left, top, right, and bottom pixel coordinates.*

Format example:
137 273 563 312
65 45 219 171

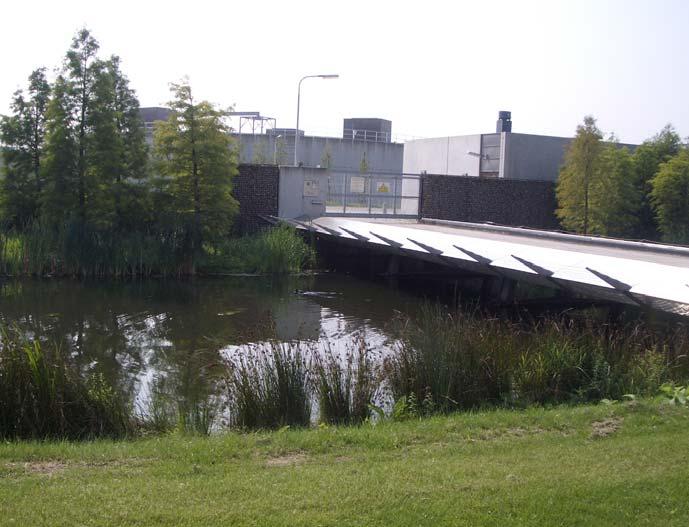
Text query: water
0 274 417 418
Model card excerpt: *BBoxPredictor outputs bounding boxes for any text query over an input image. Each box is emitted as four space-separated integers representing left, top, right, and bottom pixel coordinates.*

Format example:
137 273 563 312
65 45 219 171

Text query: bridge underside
274 216 689 317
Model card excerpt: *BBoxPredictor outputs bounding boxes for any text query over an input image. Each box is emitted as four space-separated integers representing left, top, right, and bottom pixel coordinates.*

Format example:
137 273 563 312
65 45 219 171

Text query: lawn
1 401 688 526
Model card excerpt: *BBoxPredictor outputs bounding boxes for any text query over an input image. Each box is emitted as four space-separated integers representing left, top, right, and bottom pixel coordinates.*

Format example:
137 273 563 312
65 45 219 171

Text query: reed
0 223 314 277
312 335 377 425
0 329 133 440
226 341 311 429
385 304 689 413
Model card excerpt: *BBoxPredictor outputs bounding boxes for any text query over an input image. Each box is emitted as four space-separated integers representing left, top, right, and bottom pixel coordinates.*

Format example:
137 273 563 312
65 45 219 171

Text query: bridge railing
324 172 420 217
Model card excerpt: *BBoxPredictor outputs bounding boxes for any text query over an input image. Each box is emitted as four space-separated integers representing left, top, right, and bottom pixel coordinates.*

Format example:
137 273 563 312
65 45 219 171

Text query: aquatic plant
385 304 689 411
204 224 316 275
0 329 133 440
226 341 311 429
312 335 377 425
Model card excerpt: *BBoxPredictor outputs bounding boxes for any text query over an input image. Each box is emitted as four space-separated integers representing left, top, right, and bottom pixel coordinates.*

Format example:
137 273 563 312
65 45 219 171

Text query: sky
1 0 688 144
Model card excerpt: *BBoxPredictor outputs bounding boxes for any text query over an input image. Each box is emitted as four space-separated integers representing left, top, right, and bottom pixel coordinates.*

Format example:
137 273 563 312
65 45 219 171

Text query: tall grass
0 329 133 440
205 224 316 275
0 222 313 277
385 304 689 413
312 336 377 425
226 342 311 429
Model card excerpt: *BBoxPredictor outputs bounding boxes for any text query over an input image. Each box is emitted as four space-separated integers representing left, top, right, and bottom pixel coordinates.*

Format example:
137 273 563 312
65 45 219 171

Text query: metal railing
324 172 420 217
343 129 391 143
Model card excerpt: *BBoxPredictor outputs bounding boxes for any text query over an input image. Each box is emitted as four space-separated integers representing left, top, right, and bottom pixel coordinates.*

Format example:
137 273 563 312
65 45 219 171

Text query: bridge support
481 277 516 304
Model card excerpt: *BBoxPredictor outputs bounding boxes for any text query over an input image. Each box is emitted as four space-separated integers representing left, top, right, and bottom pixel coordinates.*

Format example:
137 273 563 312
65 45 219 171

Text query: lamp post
294 74 339 166
273 134 283 165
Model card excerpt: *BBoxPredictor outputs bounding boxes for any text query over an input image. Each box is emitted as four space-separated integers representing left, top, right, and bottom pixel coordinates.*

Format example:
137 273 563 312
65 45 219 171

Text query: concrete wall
403 135 482 176
502 133 571 181
232 164 280 233
420 173 559 229
278 166 328 220
236 134 404 174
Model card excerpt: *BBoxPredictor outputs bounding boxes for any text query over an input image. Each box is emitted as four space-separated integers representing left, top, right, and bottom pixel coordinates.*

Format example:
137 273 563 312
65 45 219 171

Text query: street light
273 134 283 165
294 74 339 166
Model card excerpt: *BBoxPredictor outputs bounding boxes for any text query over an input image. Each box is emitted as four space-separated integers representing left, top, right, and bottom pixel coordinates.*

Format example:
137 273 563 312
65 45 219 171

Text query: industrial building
403 111 636 181
403 112 571 181
139 107 404 174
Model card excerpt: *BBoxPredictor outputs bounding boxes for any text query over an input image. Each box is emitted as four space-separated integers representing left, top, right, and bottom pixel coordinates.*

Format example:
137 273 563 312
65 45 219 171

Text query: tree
631 125 682 239
86 55 149 231
40 75 79 225
556 116 603 234
0 68 51 227
154 80 239 268
589 141 640 237
65 28 102 224
651 148 689 244
108 56 150 231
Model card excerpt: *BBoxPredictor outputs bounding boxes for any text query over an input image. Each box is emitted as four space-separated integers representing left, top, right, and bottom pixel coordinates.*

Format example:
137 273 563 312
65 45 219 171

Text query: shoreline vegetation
0 223 316 277
1 305 687 441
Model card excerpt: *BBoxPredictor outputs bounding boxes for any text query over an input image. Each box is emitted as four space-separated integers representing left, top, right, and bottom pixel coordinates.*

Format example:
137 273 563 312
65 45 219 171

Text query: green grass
0 400 688 526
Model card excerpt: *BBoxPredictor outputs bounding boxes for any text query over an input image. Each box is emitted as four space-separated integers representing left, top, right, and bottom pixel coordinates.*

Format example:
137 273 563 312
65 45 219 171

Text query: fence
324 172 420 217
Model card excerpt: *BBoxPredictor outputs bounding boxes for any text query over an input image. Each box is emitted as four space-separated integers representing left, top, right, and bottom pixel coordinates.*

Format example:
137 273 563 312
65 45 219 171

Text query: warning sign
376 182 390 193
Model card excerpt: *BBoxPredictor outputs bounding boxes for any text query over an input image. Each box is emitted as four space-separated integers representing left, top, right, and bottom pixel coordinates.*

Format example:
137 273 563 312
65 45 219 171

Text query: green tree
651 148 689 244
632 125 681 239
41 75 79 225
0 68 51 227
65 28 102 224
108 56 150 231
154 80 239 269
589 140 640 237
556 116 603 234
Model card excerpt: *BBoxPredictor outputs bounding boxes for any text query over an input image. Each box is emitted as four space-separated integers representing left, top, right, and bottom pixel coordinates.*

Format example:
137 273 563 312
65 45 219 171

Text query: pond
0 274 418 420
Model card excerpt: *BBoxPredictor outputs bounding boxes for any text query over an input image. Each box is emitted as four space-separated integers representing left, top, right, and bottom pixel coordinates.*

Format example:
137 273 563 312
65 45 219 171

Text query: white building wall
403 135 482 176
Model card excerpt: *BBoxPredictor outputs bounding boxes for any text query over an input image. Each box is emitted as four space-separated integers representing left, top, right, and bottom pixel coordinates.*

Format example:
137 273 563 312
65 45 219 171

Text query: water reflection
0 275 414 418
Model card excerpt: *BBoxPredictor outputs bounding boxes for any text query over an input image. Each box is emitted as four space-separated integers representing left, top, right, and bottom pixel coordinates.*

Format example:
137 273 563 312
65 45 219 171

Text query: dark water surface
0 274 418 416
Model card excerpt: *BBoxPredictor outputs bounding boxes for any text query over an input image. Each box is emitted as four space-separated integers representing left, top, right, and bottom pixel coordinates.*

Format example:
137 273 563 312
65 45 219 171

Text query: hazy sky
2 0 687 143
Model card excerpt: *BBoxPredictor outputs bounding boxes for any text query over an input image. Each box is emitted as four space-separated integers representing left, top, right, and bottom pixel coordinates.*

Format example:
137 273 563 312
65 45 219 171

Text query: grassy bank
1 401 688 526
0 223 314 276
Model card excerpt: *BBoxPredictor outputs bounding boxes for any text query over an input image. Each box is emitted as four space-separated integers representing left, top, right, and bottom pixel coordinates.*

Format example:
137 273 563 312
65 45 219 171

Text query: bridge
258 167 689 317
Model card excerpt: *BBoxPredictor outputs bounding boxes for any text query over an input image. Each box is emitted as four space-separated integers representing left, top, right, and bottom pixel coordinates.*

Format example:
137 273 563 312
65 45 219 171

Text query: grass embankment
1 401 688 526
0 223 314 276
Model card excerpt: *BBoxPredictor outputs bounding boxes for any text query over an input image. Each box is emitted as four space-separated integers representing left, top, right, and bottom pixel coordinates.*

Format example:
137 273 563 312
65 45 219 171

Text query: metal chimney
496 110 512 133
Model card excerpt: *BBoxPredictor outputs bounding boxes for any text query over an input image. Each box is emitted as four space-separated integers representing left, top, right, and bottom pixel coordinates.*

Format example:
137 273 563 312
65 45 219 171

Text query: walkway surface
293 216 689 316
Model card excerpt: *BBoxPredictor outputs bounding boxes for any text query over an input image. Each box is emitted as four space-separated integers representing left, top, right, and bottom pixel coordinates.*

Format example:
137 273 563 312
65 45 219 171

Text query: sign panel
376 181 391 194
303 179 320 197
350 176 366 194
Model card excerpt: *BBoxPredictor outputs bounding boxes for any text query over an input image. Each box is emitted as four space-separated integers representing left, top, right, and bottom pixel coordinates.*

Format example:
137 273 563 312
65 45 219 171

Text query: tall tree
108 56 149 231
65 28 102 224
40 76 79 225
631 125 681 239
589 140 640 237
651 148 689 244
0 68 51 227
154 80 238 269
556 116 603 234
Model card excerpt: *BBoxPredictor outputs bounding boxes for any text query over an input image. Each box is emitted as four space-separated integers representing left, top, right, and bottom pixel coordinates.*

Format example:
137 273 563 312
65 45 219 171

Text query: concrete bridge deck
284 216 689 316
